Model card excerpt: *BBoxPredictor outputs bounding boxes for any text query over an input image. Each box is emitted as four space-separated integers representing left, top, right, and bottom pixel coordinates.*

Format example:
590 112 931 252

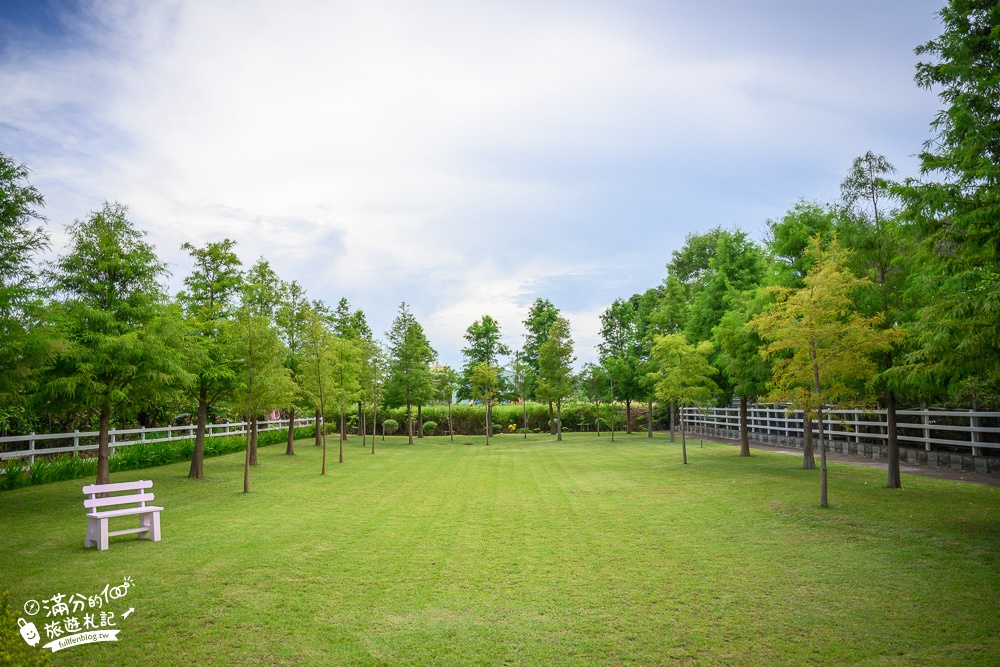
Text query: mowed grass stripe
1 433 998 666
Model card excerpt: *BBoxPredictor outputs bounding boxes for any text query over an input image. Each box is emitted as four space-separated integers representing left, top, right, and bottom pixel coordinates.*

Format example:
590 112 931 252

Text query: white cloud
0 0 942 366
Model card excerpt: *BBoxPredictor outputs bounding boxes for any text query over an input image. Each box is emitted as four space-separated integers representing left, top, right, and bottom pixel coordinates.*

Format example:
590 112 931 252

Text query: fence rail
681 406 1000 457
0 417 318 464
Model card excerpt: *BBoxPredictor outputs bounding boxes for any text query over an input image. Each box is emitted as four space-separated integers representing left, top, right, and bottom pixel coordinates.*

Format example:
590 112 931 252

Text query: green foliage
0 152 51 412
382 419 399 435
895 0 1000 403
650 334 719 408
421 420 438 434
752 238 903 413
45 202 193 483
384 303 436 421
536 318 575 406
460 315 511 401
713 289 770 401
520 298 561 400
766 201 839 288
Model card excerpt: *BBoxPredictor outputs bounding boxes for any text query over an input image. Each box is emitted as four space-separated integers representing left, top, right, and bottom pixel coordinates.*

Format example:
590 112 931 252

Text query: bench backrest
82 480 155 511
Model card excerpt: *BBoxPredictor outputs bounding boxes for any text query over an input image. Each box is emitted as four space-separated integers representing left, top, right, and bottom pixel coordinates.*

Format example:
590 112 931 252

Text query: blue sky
0 0 945 367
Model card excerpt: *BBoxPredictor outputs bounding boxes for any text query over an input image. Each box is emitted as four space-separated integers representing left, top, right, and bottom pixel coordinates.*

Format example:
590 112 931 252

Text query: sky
0 0 946 368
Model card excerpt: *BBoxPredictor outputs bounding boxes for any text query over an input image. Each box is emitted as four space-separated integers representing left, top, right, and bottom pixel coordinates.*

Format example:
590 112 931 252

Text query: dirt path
696 433 1000 488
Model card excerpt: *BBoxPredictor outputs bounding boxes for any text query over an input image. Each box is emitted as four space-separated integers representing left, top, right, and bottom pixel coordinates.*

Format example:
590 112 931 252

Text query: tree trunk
739 396 750 457
286 409 295 456
315 410 322 446
189 395 208 478
670 402 676 442
818 407 828 507
485 403 491 445
244 427 251 493
357 401 363 437
647 400 653 438
407 402 413 444
372 401 378 454
339 411 345 463
321 416 327 475
249 417 259 466
521 400 526 440
802 412 816 469
556 400 563 441
418 404 424 438
610 400 615 442
96 402 111 485
595 401 601 437
680 407 687 464
548 402 555 435
886 390 901 488
625 399 632 434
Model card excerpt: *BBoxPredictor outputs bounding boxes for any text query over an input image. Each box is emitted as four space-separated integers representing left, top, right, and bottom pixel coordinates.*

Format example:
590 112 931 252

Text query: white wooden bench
82 480 163 551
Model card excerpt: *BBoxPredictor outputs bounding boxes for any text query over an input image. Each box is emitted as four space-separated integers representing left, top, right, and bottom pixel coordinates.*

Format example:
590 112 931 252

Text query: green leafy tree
766 201 839 288
713 289 771 457
838 151 916 487
333 297 374 436
521 298 561 401
468 362 501 443
365 340 387 451
275 280 311 455
579 362 610 437
511 352 532 439
895 0 1000 407
431 364 459 441
47 202 192 485
328 336 362 464
599 298 644 433
0 153 51 413
683 229 767 344
751 238 903 507
384 303 436 444
536 317 576 441
236 260 288 459
460 314 511 401
650 334 719 464
177 239 243 477
227 304 295 491
302 304 334 472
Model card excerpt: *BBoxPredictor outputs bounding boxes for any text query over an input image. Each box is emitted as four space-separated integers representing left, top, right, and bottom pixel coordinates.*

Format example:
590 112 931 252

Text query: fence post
922 405 931 451
110 431 116 458
73 429 80 458
141 426 146 443
970 410 981 457
29 433 35 464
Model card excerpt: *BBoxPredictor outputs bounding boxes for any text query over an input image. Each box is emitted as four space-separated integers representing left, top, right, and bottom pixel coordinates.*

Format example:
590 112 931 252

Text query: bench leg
98 517 109 551
85 517 99 549
85 517 109 550
139 511 161 542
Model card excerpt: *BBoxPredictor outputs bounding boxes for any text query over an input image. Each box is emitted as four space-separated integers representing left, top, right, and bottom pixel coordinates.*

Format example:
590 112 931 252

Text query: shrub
422 421 438 435
491 423 502 434
383 419 399 435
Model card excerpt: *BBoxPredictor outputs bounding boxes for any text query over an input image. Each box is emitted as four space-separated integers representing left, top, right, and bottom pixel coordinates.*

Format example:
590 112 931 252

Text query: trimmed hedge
373 402 642 435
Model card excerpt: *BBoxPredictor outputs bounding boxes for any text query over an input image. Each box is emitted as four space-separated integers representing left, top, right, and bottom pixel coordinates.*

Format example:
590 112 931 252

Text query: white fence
0 417 318 464
681 406 1000 457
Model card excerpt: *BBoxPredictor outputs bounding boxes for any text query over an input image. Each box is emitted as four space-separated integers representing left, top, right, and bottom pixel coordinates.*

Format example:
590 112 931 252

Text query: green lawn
2 433 998 666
